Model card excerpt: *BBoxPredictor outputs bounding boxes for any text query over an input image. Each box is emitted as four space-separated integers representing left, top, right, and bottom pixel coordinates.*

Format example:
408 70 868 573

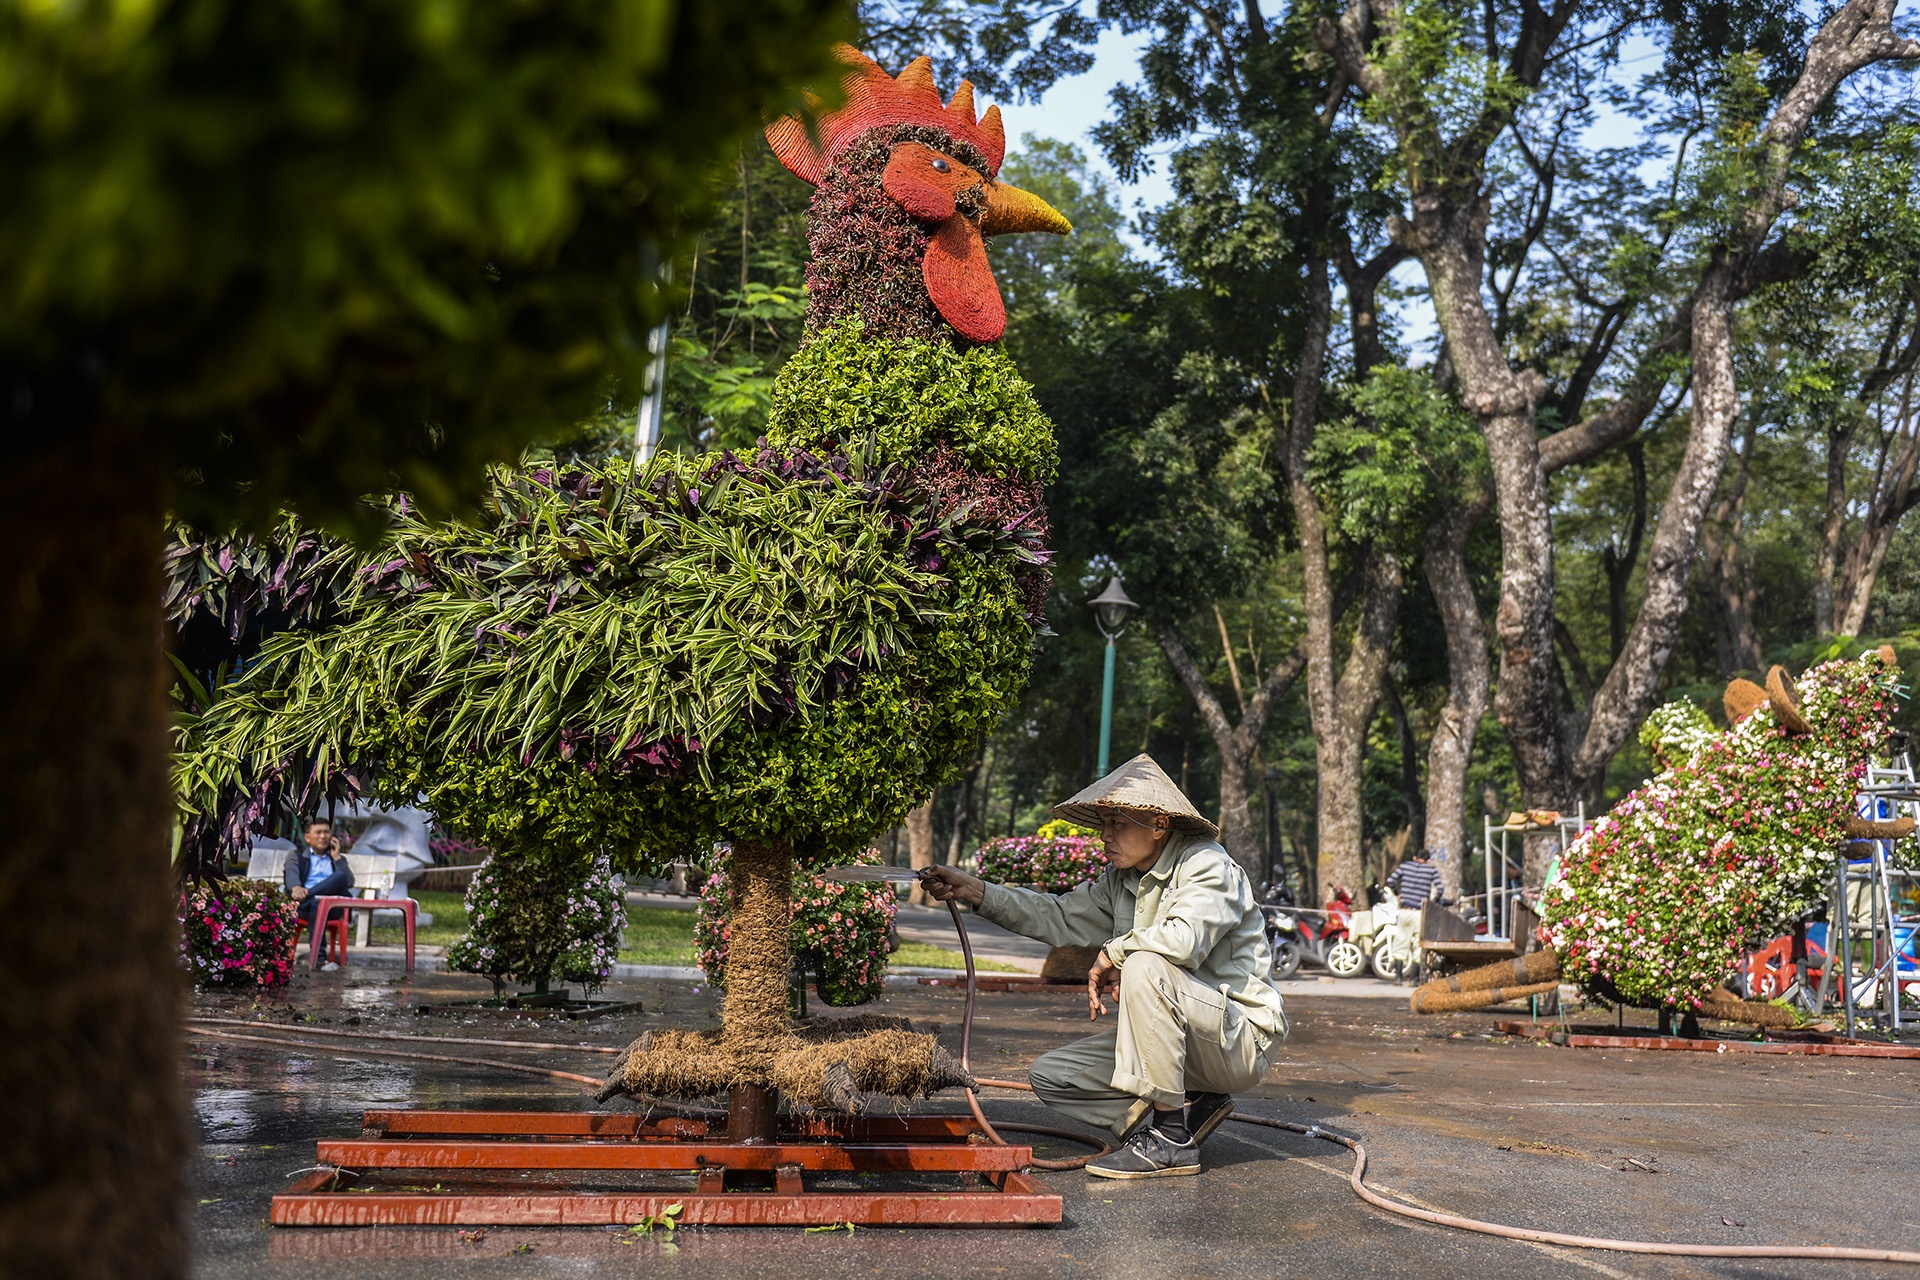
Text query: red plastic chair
290 911 349 967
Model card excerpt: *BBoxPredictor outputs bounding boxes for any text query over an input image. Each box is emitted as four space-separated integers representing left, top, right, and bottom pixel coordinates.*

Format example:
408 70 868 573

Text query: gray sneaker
1086 1127 1201 1180
1185 1092 1234 1146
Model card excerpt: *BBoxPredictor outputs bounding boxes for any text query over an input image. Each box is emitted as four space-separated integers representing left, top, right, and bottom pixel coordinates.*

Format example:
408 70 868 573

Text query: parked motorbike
1345 885 1422 980
1261 886 1363 978
1260 905 1303 980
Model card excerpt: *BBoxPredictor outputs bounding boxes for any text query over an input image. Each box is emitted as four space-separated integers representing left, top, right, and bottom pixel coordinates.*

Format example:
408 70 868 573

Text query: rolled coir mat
1409 979 1561 1013
1693 990 1800 1029
1410 950 1562 1013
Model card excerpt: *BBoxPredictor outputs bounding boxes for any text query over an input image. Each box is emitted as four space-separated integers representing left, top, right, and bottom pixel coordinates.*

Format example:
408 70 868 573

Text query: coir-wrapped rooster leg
598 1024 972 1112
1409 951 1562 1014
595 839 978 1112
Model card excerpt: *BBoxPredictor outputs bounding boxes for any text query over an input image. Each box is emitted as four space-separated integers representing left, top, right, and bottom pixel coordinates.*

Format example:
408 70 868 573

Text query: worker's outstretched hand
1087 950 1120 1021
918 865 985 908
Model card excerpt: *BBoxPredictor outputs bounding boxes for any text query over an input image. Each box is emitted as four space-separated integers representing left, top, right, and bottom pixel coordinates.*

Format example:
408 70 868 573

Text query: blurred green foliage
0 0 854 529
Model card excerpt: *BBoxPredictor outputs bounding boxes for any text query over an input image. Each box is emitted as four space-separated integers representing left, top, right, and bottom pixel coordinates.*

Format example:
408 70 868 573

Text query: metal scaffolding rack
1824 758 1920 1036
1477 804 1588 945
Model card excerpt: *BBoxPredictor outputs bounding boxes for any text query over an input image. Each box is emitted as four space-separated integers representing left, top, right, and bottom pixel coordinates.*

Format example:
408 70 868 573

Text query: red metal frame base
1497 1020 1920 1058
272 1110 1062 1227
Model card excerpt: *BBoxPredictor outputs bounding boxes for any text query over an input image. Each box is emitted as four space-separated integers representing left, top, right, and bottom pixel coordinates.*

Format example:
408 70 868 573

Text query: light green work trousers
1027 951 1278 1137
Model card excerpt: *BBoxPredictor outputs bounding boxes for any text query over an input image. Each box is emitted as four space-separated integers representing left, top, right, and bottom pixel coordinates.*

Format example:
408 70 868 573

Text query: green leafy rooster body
175 44 1072 1110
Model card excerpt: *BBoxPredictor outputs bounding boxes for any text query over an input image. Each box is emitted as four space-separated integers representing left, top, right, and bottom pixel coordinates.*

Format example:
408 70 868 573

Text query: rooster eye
930 157 950 173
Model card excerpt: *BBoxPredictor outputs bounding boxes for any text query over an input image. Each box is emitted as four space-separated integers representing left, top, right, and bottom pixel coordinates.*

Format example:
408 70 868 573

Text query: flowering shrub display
975 820 1105 894
1541 653 1902 1010
179 879 300 988
697 850 897 1006
447 850 624 996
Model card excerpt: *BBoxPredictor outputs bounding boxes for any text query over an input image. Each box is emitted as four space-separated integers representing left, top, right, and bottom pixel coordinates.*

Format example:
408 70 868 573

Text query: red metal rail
356 1109 978 1141
272 1108 1064 1228
1497 1020 1920 1058
274 1174 1061 1227
317 1138 1033 1172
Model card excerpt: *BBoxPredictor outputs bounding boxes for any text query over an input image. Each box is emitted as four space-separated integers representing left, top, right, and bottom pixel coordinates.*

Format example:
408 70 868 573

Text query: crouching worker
922 754 1286 1179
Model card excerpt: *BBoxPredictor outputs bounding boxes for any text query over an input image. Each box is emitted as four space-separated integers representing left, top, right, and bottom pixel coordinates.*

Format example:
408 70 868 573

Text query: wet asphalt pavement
187 969 1920 1280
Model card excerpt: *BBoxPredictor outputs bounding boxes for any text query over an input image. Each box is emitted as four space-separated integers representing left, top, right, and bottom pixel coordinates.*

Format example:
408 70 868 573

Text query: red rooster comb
767 44 1007 185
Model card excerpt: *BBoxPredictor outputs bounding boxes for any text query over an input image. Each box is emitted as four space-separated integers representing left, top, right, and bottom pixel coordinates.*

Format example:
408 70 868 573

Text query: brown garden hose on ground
940 894 1920 1265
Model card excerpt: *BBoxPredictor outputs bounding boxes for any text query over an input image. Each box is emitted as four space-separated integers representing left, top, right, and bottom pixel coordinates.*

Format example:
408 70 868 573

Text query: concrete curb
337 949 1420 997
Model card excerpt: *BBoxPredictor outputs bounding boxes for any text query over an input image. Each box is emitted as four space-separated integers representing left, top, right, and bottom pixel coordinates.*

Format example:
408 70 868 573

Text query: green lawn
369 890 470 947
619 904 702 966
372 894 1018 973
891 941 1021 973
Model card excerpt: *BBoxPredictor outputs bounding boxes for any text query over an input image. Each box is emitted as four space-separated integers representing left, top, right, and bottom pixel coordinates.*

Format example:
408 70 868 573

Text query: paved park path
186 967 1920 1279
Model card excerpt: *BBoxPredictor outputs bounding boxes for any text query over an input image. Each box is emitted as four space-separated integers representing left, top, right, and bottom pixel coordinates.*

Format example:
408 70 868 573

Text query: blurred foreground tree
0 3 851 1274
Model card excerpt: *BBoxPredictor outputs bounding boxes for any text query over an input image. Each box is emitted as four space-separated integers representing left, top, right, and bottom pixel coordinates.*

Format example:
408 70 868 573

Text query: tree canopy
3 0 855 527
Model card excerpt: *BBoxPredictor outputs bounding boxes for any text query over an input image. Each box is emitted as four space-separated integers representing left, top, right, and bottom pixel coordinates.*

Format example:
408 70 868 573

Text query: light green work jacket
977 833 1287 1045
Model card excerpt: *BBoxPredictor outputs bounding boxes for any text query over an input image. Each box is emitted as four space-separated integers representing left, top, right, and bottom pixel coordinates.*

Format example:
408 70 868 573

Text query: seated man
924 754 1286 1180
283 816 354 941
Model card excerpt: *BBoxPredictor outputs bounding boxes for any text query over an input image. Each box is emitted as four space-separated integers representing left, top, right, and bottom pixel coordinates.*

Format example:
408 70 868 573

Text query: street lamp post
1089 575 1137 777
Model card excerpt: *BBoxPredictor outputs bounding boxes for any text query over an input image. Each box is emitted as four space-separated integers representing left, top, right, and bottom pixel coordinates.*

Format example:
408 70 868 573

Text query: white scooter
1345 886 1422 980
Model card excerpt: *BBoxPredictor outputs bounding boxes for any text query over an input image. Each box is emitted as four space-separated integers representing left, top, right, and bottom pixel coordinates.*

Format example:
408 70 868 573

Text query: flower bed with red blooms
696 850 897 1006
1540 653 1902 1010
976 821 1106 894
179 878 301 988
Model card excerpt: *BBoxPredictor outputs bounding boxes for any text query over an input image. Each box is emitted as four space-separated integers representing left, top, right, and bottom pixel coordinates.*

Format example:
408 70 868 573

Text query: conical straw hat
1051 754 1219 839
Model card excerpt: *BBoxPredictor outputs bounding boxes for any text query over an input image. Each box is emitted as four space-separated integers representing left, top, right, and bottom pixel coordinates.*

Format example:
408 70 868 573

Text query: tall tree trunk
0 432 185 1279
1838 522 1900 636
1285 253 1402 899
1701 418 1764 678
1383 680 1425 851
1815 417 1855 636
1315 551 1402 896
1153 622 1307 875
1834 371 1920 635
905 797 936 906
722 838 793 1048
1601 441 1648 661
1421 490 1489 901
1412 193 1576 886
944 749 982 866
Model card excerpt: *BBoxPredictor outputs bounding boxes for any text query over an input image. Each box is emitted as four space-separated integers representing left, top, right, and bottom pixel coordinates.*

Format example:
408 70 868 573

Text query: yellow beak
980 181 1072 237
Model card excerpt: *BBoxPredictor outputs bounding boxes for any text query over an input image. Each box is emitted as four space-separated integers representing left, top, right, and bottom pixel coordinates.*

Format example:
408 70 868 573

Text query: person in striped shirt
1386 848 1442 905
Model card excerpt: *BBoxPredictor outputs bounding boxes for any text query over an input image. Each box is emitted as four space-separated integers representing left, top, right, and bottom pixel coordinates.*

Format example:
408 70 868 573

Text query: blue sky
1009 22 1673 355
1008 26 1171 253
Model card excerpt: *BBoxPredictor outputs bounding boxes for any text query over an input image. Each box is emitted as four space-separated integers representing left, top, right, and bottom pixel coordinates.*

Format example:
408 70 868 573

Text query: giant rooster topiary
1410 651 1911 1030
175 45 1070 1115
